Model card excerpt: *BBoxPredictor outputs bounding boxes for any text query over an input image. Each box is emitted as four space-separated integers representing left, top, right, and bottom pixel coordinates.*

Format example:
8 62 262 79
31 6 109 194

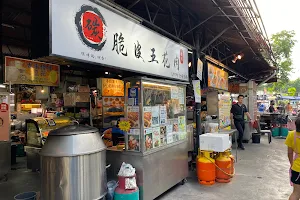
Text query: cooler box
199 133 230 152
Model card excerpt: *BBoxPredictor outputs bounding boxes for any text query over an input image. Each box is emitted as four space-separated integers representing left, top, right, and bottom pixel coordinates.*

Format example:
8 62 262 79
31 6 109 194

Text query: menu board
144 128 153 150
143 107 152 128
218 92 231 129
141 81 187 151
127 106 139 128
207 62 228 90
127 129 140 152
5 56 60 86
152 127 161 148
102 78 124 96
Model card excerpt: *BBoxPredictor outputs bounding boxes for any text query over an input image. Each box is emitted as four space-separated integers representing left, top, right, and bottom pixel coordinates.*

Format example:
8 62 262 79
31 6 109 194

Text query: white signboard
192 80 201 103
50 0 189 81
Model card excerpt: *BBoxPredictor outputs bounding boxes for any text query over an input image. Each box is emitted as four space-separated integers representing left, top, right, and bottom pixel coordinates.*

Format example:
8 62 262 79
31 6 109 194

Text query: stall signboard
101 78 124 96
50 0 189 81
4 56 60 86
207 62 228 90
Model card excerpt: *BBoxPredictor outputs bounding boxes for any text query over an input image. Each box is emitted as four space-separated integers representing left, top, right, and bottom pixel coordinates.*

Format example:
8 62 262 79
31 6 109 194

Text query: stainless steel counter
106 140 188 200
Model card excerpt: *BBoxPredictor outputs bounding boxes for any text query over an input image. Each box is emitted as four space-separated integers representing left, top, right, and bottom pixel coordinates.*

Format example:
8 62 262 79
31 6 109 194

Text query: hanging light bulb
188 62 192 68
237 54 242 60
41 86 45 93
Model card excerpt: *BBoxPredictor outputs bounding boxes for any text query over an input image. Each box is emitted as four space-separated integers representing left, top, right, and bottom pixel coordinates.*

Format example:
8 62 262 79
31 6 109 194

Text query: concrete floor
0 135 291 200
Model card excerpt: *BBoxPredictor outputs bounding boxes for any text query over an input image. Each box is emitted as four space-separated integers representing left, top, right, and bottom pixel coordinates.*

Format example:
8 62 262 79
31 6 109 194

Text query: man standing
231 95 252 150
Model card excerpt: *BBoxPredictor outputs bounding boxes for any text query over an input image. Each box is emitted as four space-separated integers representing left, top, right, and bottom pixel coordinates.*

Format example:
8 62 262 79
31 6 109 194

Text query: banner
197 59 203 80
50 0 189 81
5 56 60 86
192 80 201 103
207 62 228 90
101 78 124 96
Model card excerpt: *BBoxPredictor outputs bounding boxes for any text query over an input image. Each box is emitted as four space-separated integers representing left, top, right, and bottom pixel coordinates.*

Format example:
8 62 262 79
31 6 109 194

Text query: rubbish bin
40 125 107 200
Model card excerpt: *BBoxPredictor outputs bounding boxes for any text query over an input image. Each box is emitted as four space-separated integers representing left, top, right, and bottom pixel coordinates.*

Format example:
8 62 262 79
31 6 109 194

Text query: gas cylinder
229 153 235 175
216 151 232 183
197 151 216 185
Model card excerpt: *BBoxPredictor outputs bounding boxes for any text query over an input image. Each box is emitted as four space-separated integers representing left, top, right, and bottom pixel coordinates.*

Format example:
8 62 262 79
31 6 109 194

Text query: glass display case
107 77 189 200
124 77 187 153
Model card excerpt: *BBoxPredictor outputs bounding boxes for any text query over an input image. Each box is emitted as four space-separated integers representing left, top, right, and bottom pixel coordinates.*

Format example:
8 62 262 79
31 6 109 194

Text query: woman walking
285 118 300 200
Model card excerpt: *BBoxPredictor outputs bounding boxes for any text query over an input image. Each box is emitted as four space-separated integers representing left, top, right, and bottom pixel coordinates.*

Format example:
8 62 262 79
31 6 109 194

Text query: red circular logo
75 5 107 51
180 49 184 64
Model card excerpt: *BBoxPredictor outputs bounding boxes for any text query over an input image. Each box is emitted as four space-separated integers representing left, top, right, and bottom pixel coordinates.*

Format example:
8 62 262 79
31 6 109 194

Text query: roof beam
200 25 234 52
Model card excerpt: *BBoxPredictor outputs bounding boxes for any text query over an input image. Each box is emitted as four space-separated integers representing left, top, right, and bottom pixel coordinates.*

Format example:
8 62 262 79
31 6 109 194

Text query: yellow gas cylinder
197 151 216 185
227 150 235 175
216 151 232 183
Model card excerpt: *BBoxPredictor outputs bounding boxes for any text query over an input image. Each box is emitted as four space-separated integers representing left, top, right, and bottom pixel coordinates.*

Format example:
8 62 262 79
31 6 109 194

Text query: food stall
107 77 188 200
24 117 72 170
205 59 231 132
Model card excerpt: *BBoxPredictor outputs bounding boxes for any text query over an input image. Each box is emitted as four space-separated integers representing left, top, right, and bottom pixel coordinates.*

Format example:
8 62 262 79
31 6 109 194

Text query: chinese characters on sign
101 78 124 96
112 32 128 56
52 0 189 81
5 56 60 86
75 5 107 51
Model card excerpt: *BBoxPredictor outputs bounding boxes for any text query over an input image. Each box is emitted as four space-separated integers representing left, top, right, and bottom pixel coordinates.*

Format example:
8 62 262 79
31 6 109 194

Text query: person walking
230 95 252 150
286 118 300 200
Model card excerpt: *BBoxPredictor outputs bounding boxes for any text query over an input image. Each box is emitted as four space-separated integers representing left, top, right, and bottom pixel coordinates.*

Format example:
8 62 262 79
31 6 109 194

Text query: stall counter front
106 77 189 200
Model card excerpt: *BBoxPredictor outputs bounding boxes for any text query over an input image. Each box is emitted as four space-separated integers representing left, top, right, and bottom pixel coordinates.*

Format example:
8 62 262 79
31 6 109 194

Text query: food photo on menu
143 107 152 128
160 126 167 145
127 106 139 128
127 134 140 151
144 128 153 150
152 127 161 148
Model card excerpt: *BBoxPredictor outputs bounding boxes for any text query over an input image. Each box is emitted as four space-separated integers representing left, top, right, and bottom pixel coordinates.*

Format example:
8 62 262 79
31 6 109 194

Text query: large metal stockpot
40 125 107 200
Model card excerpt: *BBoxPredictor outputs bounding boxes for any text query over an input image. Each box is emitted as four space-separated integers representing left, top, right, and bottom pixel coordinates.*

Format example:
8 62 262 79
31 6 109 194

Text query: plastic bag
125 177 137 190
118 162 136 177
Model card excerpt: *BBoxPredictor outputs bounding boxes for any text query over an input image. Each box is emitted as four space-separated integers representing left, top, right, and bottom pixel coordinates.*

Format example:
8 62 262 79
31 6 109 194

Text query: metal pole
194 33 201 153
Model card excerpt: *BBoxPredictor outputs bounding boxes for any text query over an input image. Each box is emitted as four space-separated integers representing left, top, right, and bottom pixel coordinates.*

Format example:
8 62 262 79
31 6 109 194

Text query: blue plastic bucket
14 191 37 200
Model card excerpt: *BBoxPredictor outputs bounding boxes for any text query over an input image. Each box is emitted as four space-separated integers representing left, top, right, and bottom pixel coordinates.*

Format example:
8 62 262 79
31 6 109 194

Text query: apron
290 131 300 186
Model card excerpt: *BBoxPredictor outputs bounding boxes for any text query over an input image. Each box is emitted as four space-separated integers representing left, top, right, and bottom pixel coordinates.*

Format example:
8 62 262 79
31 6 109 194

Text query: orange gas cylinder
229 154 235 175
216 151 232 183
197 151 215 185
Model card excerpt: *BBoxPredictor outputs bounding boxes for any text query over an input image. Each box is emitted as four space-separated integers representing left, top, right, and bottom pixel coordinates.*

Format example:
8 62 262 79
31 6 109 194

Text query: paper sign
192 80 201 103
151 106 160 127
197 58 203 80
159 106 167 124
178 87 184 104
171 86 179 99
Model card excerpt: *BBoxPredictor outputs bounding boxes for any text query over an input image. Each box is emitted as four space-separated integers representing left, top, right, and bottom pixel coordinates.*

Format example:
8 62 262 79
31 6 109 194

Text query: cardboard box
77 85 90 93
75 92 90 103
199 133 230 152
63 93 75 106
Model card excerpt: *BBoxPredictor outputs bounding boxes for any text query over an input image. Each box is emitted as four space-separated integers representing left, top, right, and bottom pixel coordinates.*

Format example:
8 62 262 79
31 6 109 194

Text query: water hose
203 155 236 177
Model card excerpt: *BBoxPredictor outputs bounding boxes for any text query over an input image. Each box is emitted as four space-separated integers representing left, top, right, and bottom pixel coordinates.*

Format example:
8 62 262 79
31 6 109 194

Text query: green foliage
288 87 297 96
267 30 296 92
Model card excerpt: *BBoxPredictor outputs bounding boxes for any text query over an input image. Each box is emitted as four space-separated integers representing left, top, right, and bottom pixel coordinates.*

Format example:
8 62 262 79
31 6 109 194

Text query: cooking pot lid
49 125 99 136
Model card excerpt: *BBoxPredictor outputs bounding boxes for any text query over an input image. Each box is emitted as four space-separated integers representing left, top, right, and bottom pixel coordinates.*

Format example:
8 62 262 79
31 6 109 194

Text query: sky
256 0 300 80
